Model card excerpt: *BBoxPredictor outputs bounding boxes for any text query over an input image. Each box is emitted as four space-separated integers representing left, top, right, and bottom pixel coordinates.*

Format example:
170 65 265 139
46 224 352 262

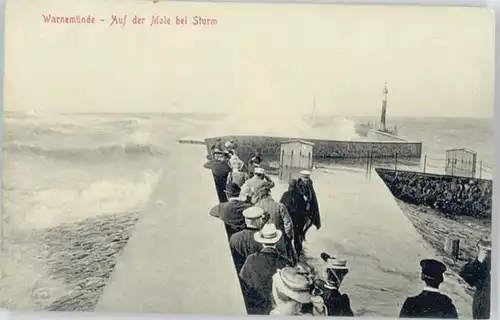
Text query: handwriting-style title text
42 14 218 27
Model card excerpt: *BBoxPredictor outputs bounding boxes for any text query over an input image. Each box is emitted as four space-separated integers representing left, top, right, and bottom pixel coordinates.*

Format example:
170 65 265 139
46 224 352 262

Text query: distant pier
204 134 422 160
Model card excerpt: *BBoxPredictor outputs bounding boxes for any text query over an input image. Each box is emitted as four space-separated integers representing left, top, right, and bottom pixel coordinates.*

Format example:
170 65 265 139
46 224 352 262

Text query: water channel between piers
96 142 473 318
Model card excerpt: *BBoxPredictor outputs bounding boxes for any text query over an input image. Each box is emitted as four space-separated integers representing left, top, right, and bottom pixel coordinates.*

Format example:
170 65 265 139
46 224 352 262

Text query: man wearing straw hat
239 223 292 315
459 235 491 319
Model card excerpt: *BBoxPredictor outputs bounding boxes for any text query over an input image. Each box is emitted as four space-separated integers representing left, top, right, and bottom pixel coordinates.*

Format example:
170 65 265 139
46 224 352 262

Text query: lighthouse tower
379 82 388 131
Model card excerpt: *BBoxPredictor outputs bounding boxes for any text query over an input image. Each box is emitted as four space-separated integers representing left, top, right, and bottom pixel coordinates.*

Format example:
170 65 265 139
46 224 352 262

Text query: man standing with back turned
399 259 458 318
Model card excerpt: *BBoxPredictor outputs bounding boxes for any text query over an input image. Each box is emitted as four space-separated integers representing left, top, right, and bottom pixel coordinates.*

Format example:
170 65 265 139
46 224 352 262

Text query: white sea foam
205 112 361 141
4 161 162 231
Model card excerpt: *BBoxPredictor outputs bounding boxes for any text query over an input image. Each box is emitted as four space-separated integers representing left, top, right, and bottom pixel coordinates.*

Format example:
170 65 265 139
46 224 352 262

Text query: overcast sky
4 0 494 117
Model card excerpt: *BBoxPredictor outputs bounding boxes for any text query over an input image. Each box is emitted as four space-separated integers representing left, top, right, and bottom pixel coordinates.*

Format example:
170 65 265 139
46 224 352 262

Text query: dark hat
420 259 446 281
224 183 241 197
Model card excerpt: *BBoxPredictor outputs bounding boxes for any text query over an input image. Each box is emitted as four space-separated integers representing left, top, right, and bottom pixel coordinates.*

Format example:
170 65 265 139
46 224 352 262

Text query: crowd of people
380 170 493 219
203 138 491 318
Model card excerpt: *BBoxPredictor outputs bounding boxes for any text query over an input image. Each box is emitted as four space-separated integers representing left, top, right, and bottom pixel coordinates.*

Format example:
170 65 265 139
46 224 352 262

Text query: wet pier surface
269 165 473 318
96 143 472 317
95 143 246 315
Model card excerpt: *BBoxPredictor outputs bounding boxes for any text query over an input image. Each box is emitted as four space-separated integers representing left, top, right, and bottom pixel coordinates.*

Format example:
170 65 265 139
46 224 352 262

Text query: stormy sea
1 111 494 314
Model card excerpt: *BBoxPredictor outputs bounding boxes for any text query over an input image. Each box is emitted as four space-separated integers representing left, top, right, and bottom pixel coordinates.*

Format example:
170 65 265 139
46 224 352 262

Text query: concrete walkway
95 143 246 315
268 166 472 318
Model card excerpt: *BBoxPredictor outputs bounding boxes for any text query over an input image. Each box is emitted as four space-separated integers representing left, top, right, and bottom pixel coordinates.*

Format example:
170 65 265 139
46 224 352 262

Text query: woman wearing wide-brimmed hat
459 235 491 319
270 267 327 316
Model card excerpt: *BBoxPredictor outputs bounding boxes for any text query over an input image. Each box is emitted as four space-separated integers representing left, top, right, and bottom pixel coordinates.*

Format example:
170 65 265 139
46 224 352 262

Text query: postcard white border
0 0 497 320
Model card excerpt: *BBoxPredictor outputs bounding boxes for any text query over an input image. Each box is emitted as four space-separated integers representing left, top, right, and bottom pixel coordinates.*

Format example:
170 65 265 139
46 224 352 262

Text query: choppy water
1 111 493 314
3 111 493 230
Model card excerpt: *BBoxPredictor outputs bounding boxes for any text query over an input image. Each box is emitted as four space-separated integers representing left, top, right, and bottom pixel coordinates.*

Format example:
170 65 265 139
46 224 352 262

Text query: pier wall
205 135 422 161
376 168 493 219
367 129 407 142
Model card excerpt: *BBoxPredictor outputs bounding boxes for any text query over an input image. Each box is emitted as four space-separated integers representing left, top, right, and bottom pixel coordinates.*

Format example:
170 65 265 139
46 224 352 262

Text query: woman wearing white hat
270 267 327 316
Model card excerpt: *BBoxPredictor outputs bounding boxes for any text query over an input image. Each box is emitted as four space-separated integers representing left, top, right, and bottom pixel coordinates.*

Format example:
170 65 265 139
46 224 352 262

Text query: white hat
254 167 265 175
328 258 348 270
272 268 312 304
243 207 264 219
300 170 311 176
254 223 282 244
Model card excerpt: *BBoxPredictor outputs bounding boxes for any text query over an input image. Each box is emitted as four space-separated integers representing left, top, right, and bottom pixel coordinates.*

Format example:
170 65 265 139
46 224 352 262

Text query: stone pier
95 143 246 315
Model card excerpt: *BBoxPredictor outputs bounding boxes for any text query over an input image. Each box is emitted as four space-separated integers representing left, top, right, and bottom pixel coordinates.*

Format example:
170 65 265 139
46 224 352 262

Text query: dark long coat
399 290 458 318
296 179 321 232
204 159 231 203
219 199 252 239
459 259 491 319
279 189 307 256
239 247 292 315
229 227 263 273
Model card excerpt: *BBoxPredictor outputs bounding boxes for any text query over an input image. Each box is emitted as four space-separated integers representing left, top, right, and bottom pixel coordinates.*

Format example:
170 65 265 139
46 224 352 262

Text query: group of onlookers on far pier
204 138 491 319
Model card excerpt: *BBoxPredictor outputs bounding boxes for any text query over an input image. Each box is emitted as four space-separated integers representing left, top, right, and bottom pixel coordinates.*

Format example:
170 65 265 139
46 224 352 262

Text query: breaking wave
205 113 361 141
3 112 201 161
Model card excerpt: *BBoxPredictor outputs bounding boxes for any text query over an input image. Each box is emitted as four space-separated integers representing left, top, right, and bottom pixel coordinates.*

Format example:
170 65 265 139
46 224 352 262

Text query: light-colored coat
226 170 249 188
255 197 294 240
241 176 275 203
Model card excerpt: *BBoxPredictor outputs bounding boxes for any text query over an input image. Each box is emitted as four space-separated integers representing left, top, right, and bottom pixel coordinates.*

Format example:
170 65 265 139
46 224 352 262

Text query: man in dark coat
239 223 292 315
399 259 458 319
280 179 308 257
459 236 491 319
296 171 321 251
204 149 232 203
229 206 266 273
220 183 252 239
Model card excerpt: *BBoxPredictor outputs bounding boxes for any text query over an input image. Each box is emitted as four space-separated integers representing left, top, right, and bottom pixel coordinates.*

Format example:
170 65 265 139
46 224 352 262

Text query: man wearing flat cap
399 259 458 318
229 207 266 273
